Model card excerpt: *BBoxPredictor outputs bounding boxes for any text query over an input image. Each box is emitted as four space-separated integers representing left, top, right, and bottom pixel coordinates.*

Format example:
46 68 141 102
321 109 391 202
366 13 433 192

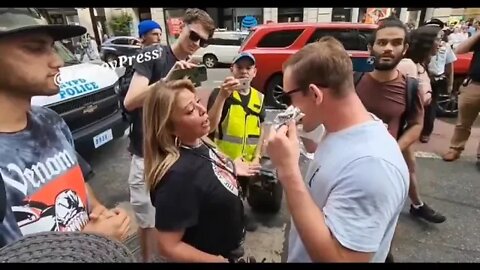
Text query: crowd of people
0 7 479 263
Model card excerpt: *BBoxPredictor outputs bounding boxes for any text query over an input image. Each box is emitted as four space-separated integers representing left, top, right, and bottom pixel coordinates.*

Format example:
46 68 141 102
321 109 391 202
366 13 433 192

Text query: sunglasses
274 83 328 106
187 25 209 48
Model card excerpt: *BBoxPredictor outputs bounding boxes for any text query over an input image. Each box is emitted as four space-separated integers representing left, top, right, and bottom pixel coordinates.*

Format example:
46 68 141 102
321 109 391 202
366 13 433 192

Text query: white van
192 30 248 68
31 42 129 156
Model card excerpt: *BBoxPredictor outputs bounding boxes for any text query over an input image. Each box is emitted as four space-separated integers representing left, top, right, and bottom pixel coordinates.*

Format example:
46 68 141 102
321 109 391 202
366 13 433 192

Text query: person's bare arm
454 32 480 54
123 73 151 111
207 77 239 132
208 92 229 133
85 182 107 214
157 230 227 262
445 63 454 93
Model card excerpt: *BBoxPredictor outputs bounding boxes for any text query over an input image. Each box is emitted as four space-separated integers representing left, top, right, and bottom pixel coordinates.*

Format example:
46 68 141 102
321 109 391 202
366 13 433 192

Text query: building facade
71 7 480 46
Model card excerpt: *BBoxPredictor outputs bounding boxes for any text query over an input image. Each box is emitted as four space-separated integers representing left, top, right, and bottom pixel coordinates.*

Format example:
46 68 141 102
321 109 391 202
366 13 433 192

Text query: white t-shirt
287 119 409 262
429 42 457 76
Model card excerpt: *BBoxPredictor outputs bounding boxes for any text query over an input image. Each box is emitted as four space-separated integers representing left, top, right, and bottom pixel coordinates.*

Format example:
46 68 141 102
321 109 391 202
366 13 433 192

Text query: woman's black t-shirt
151 144 245 257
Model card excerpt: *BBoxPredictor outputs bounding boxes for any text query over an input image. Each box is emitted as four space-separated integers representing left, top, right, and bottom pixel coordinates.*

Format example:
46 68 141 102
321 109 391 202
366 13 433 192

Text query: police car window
257 29 304 48
307 29 363 51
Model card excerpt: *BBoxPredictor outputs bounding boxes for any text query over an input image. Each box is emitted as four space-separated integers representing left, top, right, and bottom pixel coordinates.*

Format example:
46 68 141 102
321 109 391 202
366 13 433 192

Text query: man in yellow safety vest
207 52 265 232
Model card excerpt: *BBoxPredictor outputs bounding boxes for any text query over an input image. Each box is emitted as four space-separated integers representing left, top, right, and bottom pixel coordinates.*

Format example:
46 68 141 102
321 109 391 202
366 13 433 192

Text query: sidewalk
413 118 480 159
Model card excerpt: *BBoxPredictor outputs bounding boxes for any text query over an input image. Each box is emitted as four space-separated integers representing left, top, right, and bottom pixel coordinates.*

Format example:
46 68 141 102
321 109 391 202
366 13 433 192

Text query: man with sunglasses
265 37 409 262
122 8 215 262
207 52 265 232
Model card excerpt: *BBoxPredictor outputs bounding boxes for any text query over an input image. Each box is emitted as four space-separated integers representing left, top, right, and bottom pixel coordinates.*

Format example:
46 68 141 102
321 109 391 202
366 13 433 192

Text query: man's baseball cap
232 52 256 65
138 20 161 37
0 8 86 40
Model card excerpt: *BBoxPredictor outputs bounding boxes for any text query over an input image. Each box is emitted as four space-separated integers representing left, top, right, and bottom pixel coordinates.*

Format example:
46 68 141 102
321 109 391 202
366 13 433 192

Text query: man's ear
309 84 323 106
402 43 409 56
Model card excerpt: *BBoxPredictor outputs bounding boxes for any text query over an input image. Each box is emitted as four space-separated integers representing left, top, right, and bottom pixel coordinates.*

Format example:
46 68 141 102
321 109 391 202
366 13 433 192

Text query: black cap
424 18 445 29
0 8 86 40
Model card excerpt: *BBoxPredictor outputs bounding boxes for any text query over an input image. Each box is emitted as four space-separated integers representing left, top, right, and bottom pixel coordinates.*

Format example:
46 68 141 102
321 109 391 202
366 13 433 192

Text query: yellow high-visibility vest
214 88 263 162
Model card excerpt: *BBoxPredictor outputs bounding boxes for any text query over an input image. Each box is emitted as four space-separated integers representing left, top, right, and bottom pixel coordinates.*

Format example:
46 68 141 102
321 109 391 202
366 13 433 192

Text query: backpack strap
0 174 6 223
229 95 262 118
397 76 419 138
353 72 365 87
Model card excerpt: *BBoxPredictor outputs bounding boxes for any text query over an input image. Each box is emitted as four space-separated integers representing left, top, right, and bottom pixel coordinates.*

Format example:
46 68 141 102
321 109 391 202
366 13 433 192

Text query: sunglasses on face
274 83 328 106
187 25 209 48
274 85 302 106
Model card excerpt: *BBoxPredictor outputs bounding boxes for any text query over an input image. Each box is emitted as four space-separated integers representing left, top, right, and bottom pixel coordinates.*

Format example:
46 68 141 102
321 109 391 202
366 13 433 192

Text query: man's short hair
183 8 215 38
282 36 353 98
370 17 409 46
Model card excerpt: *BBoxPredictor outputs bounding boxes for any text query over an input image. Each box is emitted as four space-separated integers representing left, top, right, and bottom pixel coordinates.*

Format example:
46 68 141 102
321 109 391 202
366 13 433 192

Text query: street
86 68 480 262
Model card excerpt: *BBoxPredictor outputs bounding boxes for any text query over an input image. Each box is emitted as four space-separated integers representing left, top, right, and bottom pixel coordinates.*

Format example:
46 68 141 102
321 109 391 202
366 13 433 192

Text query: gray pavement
85 68 480 262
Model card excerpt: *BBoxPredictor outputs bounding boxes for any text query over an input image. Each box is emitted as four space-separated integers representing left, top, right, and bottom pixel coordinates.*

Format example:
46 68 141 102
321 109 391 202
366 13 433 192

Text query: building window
278 8 303 23
257 29 304 48
331 8 352 22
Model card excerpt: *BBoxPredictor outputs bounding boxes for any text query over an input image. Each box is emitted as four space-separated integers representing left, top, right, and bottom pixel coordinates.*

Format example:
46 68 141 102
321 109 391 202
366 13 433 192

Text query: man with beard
355 18 446 224
123 8 215 262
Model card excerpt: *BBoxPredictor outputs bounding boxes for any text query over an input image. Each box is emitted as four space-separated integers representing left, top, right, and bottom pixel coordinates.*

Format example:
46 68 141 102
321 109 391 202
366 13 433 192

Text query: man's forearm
85 183 106 214
279 168 357 262
398 124 422 151
445 63 454 92
124 81 158 111
208 94 228 132
454 32 480 54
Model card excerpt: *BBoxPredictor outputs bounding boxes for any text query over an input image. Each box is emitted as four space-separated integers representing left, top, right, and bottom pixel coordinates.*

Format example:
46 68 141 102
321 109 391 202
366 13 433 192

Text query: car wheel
436 76 462 118
203 54 218 68
265 74 287 109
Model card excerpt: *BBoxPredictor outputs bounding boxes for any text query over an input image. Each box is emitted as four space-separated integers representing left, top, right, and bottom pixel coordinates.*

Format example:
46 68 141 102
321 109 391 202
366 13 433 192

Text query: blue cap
232 52 256 65
138 20 161 37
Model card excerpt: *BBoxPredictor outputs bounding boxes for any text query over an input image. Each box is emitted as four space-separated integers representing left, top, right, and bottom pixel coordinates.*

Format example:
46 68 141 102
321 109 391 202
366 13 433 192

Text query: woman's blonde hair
143 79 196 191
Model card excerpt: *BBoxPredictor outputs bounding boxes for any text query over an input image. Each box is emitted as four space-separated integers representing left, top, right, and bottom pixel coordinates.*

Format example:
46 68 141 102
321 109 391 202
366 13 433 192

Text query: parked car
191 30 248 68
239 22 377 107
32 41 129 158
99 36 142 63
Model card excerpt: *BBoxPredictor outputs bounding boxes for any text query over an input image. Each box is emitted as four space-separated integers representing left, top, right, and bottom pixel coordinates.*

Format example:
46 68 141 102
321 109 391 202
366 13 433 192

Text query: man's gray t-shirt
288 120 409 262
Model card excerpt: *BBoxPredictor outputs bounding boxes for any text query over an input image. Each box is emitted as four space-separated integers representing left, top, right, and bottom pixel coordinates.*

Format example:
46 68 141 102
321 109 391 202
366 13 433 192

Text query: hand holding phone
237 78 251 94
165 64 208 86
164 60 198 82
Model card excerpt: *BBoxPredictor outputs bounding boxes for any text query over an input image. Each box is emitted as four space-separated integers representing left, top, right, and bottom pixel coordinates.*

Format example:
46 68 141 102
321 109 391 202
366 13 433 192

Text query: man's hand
234 158 261 177
266 121 300 177
219 76 240 98
83 207 131 241
164 60 198 82
89 205 116 220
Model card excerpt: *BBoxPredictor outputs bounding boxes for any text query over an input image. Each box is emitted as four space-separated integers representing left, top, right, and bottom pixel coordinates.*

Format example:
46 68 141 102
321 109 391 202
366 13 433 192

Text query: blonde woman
143 79 261 262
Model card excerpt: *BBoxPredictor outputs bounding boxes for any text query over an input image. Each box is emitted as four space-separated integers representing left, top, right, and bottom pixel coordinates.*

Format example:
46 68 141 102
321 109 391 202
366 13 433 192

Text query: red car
240 22 473 117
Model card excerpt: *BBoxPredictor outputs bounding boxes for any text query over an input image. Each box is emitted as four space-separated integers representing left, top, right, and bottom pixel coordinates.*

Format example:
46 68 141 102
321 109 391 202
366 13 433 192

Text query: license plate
93 129 113 149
